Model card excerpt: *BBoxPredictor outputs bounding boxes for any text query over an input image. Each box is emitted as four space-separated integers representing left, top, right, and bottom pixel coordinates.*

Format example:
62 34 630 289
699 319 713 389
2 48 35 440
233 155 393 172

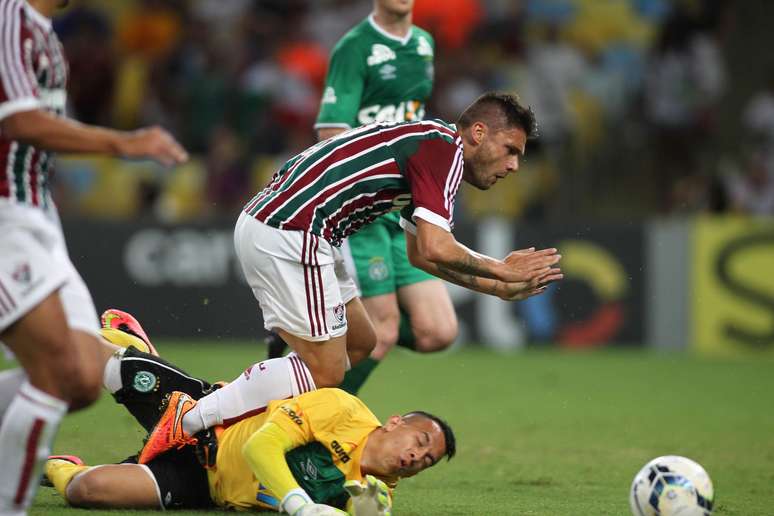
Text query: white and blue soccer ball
629 455 714 516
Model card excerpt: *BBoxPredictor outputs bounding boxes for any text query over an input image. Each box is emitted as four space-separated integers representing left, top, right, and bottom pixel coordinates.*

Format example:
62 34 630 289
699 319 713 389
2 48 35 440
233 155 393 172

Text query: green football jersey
315 15 434 130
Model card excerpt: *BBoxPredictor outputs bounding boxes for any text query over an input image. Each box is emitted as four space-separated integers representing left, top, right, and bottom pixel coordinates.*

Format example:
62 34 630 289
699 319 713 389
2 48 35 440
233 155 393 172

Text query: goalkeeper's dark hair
404 411 456 461
457 91 538 139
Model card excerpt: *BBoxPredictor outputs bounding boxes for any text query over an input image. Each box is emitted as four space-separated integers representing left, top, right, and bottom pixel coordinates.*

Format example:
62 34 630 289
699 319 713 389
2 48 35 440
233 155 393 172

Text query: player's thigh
67 464 162 509
360 293 400 355
397 279 458 352
342 296 377 365
342 220 397 298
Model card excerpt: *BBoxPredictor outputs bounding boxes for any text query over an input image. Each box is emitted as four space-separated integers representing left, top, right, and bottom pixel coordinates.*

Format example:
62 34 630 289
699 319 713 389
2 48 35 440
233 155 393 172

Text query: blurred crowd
51 0 774 222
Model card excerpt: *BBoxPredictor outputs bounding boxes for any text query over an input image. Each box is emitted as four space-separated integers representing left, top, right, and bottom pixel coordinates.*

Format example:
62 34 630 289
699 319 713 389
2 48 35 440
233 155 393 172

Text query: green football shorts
343 212 435 298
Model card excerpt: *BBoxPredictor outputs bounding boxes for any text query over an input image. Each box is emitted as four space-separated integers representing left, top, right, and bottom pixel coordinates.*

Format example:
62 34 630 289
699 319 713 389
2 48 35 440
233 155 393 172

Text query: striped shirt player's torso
0 0 67 209
243 119 464 248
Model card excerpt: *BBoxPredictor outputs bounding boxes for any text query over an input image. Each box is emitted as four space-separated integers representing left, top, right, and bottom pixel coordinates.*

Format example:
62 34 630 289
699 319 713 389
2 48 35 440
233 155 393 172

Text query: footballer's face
376 0 414 17
376 415 446 478
463 124 526 190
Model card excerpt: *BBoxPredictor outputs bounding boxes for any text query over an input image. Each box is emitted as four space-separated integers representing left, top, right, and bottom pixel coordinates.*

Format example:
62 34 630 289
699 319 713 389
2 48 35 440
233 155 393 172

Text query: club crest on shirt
367 44 396 66
417 36 433 57
321 86 337 104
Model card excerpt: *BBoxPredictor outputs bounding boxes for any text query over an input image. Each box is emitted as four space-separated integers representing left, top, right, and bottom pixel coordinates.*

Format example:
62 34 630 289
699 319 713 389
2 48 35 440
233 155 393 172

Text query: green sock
396 310 416 350
339 357 380 395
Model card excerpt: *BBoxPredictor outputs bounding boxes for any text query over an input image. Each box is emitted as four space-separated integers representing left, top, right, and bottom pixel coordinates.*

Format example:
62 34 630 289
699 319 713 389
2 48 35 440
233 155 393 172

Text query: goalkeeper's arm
242 423 345 515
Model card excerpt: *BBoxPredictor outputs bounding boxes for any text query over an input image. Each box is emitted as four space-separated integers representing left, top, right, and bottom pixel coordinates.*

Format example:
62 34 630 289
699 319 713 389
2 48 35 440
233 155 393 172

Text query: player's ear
472 121 487 144
383 415 402 431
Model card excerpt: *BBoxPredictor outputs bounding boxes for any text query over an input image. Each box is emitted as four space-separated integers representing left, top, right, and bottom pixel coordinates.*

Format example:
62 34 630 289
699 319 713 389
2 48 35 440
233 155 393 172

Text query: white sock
181 354 316 435
0 368 26 418
0 381 68 515
102 348 126 394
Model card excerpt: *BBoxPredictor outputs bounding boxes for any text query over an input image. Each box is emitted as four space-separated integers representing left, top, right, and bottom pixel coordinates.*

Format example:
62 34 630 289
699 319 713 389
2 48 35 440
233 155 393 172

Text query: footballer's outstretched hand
117 126 189 167
344 475 392 516
501 247 561 283
497 264 563 301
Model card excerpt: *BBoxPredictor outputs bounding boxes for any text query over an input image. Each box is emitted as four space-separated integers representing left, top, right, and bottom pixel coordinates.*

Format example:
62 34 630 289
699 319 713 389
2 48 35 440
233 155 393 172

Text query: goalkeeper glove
344 475 392 516
282 488 347 516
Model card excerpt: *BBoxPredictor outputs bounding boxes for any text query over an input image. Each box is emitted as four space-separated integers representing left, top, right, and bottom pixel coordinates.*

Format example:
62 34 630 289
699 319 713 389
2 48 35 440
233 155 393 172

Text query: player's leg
48 462 159 509
396 280 458 353
0 217 112 514
0 293 106 514
46 446 212 509
338 218 400 394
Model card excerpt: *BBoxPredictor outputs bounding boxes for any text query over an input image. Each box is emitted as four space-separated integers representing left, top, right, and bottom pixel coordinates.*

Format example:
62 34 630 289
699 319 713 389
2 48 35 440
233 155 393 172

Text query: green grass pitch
24 342 774 515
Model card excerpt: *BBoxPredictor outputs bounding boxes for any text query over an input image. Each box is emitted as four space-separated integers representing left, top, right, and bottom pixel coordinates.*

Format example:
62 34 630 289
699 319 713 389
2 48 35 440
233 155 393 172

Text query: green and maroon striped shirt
243 119 463 247
0 0 67 209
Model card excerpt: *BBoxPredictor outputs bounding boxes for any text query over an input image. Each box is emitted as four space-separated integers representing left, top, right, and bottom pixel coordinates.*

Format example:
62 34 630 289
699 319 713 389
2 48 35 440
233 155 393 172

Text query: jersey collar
368 14 412 46
23 2 52 31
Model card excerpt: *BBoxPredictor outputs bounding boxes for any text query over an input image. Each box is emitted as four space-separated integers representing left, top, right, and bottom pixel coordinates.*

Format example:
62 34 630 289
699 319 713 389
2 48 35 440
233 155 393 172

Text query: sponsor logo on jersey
379 63 397 80
357 101 425 125
417 36 433 57
367 44 396 66
281 406 304 425
132 371 158 393
330 440 351 463
368 257 389 281
322 86 337 104
301 457 319 480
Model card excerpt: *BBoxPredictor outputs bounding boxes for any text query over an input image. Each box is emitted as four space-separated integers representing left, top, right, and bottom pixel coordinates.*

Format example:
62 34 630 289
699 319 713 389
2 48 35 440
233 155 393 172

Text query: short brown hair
457 92 538 138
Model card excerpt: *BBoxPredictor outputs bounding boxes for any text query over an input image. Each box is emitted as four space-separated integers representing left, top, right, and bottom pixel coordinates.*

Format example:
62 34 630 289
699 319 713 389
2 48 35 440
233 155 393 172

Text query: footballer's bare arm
405 223 562 299
1 109 188 166
409 219 561 284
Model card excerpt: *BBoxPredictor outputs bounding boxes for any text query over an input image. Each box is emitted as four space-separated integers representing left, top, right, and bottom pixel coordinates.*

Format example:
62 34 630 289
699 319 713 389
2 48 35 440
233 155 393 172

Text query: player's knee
414 321 458 353
64 372 102 411
371 311 399 350
310 366 346 388
66 471 106 507
55 343 103 410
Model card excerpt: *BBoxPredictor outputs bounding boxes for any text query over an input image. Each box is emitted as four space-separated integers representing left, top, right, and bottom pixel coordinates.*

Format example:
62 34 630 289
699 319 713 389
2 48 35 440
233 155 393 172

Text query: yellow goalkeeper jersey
207 388 382 511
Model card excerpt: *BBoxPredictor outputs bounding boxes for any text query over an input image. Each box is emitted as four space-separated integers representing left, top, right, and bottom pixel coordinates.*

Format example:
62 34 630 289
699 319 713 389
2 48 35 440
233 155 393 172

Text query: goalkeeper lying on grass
43 311 456 515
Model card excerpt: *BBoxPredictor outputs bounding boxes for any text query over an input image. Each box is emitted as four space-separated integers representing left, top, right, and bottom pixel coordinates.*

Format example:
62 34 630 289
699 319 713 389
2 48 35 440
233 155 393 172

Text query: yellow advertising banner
693 216 774 355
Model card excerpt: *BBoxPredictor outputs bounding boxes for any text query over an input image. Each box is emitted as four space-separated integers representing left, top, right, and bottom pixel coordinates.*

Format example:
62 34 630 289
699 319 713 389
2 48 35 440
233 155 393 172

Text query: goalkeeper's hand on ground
282 488 347 516
344 475 392 516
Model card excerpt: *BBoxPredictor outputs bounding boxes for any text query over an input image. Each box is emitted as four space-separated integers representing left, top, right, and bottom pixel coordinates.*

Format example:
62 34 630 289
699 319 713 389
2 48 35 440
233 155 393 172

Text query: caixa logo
124 228 244 287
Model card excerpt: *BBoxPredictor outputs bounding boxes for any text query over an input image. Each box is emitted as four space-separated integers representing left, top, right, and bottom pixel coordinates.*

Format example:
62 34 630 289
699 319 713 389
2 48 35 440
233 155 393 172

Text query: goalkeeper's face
377 415 446 478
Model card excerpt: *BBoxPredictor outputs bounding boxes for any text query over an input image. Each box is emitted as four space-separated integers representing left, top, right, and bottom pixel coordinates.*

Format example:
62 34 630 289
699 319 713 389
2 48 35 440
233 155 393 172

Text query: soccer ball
629 455 714 516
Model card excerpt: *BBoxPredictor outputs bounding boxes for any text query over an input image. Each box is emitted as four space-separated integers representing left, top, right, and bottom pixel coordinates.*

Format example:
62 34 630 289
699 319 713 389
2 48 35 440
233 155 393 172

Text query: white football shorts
234 212 359 341
0 202 99 338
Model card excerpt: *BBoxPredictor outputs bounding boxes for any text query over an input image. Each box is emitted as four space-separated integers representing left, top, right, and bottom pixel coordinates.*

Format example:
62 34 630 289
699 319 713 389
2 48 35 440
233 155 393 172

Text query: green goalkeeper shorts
343 212 435 298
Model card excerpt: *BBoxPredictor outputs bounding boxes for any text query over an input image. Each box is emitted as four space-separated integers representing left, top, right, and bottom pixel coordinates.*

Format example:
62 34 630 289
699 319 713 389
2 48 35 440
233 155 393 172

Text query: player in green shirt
268 0 459 395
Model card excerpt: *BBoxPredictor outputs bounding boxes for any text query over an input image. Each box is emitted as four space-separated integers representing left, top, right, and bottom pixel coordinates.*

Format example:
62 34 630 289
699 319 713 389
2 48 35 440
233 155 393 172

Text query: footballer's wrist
281 488 313 515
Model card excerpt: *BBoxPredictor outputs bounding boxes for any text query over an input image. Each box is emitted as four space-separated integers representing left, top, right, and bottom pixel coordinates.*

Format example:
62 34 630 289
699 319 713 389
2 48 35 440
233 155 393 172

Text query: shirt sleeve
400 136 463 234
0 4 42 122
241 390 355 503
315 37 366 130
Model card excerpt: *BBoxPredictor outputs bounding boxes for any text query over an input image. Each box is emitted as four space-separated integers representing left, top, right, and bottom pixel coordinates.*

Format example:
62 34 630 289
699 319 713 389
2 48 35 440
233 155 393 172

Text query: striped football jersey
243 119 463 247
0 0 67 208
